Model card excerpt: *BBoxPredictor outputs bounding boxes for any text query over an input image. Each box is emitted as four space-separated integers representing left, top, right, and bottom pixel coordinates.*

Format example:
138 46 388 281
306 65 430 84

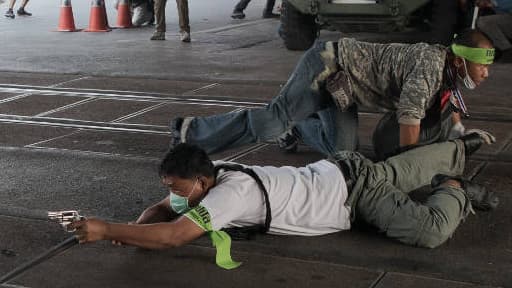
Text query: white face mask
457 58 477 90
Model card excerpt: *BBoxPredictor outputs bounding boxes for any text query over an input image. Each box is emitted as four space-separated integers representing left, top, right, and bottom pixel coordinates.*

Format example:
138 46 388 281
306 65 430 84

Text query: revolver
48 210 84 232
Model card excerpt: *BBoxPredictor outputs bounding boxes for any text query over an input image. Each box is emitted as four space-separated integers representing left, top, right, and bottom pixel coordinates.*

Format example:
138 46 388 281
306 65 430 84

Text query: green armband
185 206 242 270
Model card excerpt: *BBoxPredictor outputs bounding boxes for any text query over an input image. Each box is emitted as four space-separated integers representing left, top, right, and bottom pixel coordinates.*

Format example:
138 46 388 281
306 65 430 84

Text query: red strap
440 90 451 110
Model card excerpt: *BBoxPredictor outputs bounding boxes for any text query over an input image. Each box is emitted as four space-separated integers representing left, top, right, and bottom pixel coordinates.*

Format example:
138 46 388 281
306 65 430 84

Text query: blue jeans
184 41 358 155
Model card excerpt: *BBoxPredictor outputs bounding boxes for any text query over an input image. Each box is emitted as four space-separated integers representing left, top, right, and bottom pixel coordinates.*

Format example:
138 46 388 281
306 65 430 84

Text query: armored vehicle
280 0 459 50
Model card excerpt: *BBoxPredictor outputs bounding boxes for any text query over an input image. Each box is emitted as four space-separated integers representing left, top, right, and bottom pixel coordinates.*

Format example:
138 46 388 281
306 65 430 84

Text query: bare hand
70 218 109 244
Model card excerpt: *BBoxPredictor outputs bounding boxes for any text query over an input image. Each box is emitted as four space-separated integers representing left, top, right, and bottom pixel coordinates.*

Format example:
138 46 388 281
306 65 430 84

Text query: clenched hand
70 218 109 244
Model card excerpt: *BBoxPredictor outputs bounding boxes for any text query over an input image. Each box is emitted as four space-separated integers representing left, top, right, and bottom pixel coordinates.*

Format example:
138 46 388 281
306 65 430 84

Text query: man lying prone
70 134 498 269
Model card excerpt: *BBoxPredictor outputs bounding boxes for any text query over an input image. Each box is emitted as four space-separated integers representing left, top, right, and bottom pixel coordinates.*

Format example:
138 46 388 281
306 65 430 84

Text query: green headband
451 44 495 64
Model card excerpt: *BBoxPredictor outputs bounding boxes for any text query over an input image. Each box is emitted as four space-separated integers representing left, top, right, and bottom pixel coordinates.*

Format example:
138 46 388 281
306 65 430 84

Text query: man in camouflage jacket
169 29 496 159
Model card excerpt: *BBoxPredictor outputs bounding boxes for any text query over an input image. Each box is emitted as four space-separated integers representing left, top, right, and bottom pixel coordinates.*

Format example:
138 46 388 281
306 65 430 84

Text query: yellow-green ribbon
185 206 242 270
451 44 495 65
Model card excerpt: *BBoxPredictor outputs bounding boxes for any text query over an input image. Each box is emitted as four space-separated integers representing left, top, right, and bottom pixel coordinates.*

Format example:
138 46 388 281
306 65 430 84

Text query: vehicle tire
280 0 318 51
428 0 459 45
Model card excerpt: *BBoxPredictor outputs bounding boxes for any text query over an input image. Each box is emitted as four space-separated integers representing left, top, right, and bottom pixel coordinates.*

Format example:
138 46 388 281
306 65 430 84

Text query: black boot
231 0 250 19
4 9 15 19
169 117 184 148
459 132 485 156
231 10 245 19
431 174 499 211
276 128 299 153
17 7 32 16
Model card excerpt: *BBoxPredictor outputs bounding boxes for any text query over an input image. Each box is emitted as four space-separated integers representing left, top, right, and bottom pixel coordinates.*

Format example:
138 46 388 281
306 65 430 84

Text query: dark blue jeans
183 41 358 155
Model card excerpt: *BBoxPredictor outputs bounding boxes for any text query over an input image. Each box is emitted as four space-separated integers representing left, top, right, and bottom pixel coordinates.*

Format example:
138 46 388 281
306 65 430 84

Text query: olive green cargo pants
334 140 470 248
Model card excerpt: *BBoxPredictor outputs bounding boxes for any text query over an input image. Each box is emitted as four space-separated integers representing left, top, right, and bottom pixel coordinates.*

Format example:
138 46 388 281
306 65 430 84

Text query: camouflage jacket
332 38 447 125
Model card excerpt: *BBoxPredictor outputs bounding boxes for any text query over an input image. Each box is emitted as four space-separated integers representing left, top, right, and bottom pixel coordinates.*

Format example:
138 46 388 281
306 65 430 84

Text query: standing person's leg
174 41 340 154
148 0 155 24
7 0 15 9
262 0 278 18
231 0 251 19
102 0 109 28
151 0 167 40
176 0 190 42
17 0 31 15
5 0 16 18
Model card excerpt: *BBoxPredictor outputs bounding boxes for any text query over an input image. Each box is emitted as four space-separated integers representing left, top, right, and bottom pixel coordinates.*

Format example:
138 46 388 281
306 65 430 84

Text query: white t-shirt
192 160 351 236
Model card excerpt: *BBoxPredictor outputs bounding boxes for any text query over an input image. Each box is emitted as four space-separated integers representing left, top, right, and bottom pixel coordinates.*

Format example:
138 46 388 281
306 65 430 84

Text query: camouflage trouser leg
334 140 470 248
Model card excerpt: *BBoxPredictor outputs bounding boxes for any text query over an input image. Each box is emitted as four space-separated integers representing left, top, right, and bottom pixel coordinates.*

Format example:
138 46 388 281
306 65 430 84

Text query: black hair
452 28 494 48
159 143 215 179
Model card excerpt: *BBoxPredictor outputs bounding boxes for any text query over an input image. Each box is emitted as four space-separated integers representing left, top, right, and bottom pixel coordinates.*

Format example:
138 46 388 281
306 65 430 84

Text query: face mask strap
461 59 477 90
188 178 199 198
446 63 470 118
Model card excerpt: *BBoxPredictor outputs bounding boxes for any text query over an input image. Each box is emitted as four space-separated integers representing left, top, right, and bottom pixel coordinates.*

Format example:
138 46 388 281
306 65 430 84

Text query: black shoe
169 117 184 148
150 31 165 40
431 174 499 211
262 12 280 19
277 128 299 153
4 9 15 19
459 132 485 156
16 8 31 16
231 10 245 19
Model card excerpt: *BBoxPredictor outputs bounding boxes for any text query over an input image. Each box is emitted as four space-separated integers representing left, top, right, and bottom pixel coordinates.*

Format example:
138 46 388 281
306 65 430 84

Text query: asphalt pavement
0 0 511 287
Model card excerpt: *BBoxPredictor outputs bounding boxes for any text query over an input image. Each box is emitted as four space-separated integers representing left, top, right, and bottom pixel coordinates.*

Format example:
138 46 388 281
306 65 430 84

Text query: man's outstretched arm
71 216 205 249
136 196 177 224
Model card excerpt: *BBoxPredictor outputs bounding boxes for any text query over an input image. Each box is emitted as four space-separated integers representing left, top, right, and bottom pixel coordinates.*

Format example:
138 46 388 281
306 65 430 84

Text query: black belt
336 159 354 193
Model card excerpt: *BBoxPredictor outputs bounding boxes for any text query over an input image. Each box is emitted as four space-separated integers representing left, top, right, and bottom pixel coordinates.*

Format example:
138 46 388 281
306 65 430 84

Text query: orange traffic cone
116 0 132 28
84 0 111 32
56 0 79 32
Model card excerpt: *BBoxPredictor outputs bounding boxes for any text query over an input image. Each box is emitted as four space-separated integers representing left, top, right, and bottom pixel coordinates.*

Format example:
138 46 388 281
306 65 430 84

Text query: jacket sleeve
397 50 446 125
